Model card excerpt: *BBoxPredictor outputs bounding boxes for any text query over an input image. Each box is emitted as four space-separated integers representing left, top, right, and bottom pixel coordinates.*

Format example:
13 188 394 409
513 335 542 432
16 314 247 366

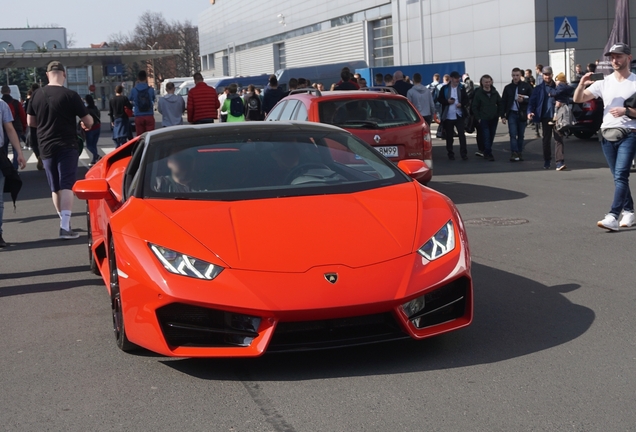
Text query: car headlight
149 244 223 280
417 221 455 261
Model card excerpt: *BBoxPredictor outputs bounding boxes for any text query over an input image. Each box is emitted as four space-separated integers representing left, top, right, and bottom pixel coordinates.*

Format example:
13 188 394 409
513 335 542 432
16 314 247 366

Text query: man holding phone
528 66 566 170
437 71 469 160
502 67 534 161
574 42 636 231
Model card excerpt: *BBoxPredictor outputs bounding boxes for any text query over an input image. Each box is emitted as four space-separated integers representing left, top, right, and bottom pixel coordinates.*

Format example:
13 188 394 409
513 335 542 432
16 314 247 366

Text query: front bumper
112 235 472 357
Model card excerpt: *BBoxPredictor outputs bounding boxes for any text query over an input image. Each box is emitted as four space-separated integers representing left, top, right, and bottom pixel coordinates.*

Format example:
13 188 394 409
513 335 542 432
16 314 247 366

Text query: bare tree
108 11 200 82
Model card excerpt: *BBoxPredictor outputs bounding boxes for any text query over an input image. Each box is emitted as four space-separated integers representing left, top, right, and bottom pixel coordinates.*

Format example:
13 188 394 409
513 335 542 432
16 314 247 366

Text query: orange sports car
74 122 472 357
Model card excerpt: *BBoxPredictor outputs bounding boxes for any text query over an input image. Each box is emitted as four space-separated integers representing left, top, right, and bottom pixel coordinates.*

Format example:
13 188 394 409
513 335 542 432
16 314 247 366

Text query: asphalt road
1 121 635 431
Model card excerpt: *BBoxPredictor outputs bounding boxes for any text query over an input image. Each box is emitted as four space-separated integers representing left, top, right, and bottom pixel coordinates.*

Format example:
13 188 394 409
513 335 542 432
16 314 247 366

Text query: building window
67 67 88 83
209 55 215 70
275 43 286 70
372 18 393 67
68 84 89 97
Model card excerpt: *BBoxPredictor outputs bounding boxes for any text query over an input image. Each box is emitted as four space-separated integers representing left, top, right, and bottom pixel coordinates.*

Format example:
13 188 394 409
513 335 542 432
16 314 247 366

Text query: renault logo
324 273 338 284
374 135 381 144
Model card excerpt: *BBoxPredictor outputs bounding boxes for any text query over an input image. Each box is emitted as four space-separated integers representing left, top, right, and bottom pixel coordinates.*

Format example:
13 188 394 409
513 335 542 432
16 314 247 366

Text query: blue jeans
480 118 498 156
507 111 527 154
0 169 4 234
601 133 636 217
85 128 101 162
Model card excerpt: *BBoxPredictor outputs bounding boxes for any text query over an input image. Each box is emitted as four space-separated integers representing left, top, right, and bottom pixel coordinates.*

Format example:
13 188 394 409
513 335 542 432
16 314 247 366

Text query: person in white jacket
407 73 437 126
158 82 185 127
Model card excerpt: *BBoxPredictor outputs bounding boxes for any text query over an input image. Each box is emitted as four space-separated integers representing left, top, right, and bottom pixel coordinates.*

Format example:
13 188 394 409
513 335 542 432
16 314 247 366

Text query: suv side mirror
397 159 430 181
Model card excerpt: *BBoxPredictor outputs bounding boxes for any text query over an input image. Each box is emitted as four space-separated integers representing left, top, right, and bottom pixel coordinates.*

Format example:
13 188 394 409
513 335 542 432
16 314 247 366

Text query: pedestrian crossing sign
554 16 578 43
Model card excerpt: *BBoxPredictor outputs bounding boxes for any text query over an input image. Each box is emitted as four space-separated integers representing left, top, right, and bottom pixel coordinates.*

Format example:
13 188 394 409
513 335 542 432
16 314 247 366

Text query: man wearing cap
0 99 27 247
27 61 94 239
527 66 566 170
574 42 636 231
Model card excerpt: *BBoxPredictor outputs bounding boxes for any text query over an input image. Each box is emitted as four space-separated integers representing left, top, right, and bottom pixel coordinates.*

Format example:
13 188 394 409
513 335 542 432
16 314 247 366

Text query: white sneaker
597 214 619 231
619 211 635 227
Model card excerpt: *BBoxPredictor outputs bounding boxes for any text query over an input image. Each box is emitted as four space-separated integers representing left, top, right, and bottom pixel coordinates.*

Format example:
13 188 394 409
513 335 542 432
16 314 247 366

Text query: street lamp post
2 43 12 85
147 42 158 91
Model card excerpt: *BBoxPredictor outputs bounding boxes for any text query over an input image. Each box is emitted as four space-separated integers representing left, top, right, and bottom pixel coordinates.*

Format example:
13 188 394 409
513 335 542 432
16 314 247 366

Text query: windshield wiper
335 120 381 129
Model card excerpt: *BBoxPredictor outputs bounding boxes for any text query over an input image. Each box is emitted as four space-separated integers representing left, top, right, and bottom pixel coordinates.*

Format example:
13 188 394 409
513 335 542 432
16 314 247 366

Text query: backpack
246 94 262 120
6 99 24 136
230 96 244 117
555 104 575 134
136 87 152 112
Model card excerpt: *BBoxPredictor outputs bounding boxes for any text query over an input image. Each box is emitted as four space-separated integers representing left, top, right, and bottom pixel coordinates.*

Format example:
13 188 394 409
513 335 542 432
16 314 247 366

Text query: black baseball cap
605 43 631 56
46 60 65 72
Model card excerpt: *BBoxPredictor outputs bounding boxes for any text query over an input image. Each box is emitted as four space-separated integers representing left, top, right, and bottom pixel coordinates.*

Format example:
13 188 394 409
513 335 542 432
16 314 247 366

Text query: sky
1 1 205 47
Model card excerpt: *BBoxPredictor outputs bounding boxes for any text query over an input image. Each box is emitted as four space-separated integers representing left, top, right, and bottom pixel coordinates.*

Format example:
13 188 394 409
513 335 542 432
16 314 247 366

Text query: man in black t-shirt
27 61 93 240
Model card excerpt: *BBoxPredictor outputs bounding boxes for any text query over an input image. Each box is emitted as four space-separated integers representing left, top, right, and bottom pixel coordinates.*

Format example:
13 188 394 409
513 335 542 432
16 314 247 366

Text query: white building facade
199 0 636 90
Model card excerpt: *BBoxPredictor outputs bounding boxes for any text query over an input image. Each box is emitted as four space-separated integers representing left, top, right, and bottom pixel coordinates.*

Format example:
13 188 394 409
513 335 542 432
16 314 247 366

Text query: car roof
143 121 349 141
287 90 407 103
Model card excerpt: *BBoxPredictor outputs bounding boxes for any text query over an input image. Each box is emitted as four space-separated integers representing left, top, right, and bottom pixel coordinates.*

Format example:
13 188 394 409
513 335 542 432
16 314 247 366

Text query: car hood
146 183 419 272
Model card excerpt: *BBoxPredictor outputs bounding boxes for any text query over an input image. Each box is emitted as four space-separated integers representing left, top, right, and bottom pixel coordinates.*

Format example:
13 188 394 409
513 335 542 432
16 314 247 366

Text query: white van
8 85 21 102
160 77 191 96
176 77 229 106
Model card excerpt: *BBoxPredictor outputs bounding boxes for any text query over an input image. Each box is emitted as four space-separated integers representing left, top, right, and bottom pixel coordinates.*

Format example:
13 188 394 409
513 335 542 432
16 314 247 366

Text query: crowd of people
1 47 636 247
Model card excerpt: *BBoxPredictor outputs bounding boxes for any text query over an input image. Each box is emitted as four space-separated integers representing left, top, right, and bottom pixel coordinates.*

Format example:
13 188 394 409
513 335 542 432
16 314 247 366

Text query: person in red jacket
187 73 220 124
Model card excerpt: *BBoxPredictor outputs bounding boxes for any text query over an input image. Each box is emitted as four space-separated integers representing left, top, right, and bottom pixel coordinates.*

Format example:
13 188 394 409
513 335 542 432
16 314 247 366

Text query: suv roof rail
360 86 398 94
289 88 322 97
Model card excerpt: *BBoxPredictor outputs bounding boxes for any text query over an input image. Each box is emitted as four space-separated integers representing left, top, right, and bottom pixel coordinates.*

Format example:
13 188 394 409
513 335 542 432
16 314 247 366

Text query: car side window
266 101 287 121
294 103 308 121
279 100 299 120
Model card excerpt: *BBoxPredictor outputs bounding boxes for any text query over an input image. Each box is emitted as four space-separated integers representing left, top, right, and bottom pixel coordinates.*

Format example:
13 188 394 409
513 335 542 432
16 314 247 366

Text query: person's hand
502 118 507 125
528 113 535 120
111 122 115 127
517 95 524 103
17 153 26 170
80 121 90 131
456 102 461 108
556 101 563 108
609 106 628 118
579 72 593 87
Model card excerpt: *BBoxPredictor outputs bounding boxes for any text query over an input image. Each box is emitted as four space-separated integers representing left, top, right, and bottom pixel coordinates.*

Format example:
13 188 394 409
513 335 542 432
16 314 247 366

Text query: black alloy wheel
572 130 596 140
109 235 137 352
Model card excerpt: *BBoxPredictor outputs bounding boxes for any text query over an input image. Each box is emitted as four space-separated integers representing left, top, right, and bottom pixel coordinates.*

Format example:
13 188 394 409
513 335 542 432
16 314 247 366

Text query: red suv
265 88 433 183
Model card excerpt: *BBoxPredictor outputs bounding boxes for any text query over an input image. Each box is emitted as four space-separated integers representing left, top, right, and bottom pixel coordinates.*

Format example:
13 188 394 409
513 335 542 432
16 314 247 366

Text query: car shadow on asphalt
0 278 102 297
431 181 527 205
0 235 87 252
161 262 595 380
432 135 608 177
0 265 89 281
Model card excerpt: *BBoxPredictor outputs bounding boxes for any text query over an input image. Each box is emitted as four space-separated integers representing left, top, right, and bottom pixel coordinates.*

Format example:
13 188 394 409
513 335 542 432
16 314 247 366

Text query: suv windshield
142 129 408 201
319 98 420 129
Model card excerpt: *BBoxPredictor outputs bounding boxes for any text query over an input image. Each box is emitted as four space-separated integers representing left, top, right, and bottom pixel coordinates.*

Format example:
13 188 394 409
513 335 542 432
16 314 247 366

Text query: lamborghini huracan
73 122 472 357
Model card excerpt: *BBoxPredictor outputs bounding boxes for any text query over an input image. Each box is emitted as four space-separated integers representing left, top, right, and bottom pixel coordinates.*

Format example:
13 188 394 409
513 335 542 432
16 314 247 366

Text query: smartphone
590 73 604 81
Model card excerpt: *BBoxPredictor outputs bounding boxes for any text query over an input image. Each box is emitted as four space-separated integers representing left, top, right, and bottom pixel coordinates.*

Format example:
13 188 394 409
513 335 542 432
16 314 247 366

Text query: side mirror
73 179 111 200
397 159 431 182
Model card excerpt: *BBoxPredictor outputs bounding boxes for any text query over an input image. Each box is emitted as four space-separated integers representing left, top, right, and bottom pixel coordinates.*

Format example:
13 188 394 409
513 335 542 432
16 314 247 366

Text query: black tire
573 130 596 140
87 203 100 276
109 235 137 352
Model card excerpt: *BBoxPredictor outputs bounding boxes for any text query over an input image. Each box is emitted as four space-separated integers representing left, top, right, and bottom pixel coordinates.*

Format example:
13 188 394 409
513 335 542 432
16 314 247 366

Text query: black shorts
43 147 79 192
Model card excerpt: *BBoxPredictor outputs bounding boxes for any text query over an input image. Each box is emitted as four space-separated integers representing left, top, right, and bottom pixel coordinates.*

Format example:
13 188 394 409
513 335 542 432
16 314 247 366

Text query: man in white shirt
574 42 636 231
218 88 229 122
437 71 469 160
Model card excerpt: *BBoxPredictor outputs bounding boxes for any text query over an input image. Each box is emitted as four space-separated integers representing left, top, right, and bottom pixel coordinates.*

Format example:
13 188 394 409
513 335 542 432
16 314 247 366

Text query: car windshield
319 98 420 129
142 128 408 201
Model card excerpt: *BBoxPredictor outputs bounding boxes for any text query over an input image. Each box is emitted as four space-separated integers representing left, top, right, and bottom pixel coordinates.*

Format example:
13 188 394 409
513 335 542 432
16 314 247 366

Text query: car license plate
376 146 398 158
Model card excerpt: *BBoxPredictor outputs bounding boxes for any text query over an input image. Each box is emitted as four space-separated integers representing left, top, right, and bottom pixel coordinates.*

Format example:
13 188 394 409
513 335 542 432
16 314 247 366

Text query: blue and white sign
554 16 578 43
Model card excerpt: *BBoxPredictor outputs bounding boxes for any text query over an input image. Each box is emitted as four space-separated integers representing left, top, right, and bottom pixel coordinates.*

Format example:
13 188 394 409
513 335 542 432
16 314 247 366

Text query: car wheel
109 235 137 352
573 130 596 140
87 203 100 276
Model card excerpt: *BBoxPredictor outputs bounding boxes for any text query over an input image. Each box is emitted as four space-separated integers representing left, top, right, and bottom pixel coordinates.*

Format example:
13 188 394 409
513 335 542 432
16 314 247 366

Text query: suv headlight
149 244 223 280
417 221 455 261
